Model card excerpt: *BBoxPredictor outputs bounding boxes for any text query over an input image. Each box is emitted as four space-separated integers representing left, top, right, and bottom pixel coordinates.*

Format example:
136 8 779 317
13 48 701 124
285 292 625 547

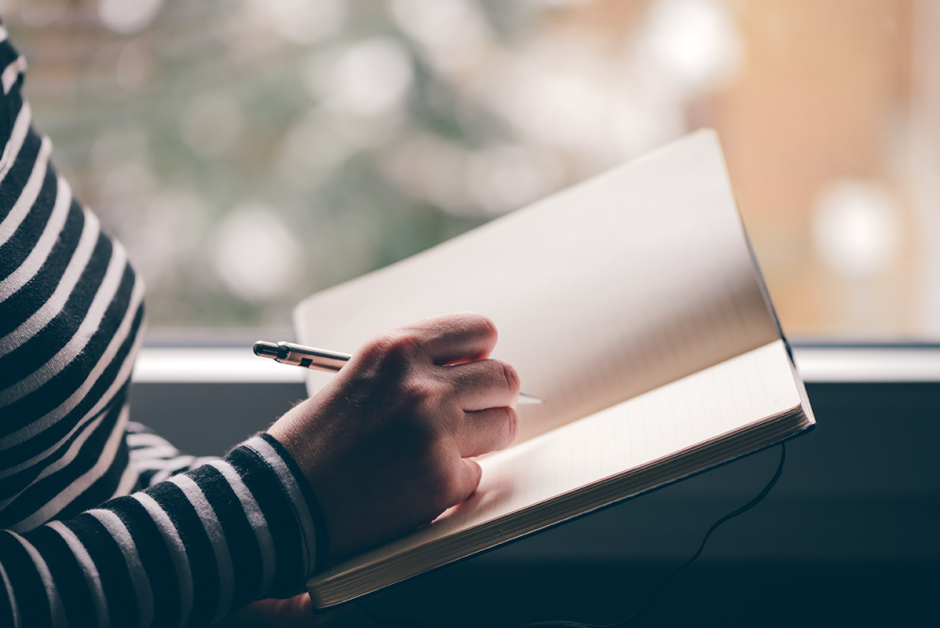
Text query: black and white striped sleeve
125 422 218 490
0 433 324 628
0 21 329 627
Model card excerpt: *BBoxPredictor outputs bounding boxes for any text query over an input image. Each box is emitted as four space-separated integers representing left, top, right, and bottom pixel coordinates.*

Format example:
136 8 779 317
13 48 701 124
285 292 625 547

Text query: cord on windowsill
357 443 787 628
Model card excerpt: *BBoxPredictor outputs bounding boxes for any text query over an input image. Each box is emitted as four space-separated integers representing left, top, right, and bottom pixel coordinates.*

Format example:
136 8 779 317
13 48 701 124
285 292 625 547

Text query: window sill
132 343 940 384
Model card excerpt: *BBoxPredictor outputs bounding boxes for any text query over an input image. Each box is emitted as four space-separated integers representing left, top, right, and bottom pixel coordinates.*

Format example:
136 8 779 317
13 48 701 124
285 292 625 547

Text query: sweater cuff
235 434 330 581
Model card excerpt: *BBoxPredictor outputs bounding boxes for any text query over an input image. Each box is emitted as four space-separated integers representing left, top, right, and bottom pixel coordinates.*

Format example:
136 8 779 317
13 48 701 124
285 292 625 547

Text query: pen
253 340 543 404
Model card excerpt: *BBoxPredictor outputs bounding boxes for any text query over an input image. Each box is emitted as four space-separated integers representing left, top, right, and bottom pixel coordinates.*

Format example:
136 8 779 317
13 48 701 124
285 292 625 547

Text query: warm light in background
0 0 933 338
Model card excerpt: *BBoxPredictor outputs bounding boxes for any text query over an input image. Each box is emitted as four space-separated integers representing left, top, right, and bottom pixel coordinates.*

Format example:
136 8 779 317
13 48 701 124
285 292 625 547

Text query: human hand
268 312 520 560
239 593 332 627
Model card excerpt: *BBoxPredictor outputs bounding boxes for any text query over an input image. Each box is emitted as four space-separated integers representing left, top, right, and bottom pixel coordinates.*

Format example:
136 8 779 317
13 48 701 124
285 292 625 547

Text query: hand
239 593 336 627
268 312 520 560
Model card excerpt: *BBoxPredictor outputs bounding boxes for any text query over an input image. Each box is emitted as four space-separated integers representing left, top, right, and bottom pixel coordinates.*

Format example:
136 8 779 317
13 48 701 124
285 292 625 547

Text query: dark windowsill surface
129 345 940 627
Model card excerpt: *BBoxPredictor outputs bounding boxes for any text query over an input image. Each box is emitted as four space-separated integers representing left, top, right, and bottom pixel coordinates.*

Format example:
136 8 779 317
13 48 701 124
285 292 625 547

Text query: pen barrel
277 342 350 372
256 340 541 402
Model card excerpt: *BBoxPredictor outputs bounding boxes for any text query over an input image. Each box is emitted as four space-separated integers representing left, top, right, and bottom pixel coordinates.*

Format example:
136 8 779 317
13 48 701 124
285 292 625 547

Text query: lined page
296 131 780 442
315 340 801 578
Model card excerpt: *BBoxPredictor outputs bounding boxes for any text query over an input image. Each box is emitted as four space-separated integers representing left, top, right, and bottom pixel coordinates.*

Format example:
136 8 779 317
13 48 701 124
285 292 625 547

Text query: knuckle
360 329 423 369
355 336 388 366
474 313 498 343
383 329 423 357
499 361 521 394
502 405 519 446
400 377 449 410
482 405 518 450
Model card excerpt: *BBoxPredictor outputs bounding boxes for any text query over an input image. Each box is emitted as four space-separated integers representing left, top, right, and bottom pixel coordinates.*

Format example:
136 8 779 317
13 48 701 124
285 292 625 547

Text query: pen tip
518 392 544 404
253 341 279 359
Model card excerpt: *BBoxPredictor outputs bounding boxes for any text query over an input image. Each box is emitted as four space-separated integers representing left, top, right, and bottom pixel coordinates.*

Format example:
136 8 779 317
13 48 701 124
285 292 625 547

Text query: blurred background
1 0 935 338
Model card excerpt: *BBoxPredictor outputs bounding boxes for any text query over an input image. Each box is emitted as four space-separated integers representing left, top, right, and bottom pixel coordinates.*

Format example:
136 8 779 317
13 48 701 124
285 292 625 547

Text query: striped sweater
0 24 323 627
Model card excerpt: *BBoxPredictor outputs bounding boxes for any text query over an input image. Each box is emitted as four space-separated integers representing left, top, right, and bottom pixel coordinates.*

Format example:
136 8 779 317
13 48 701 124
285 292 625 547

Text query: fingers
446 358 521 411
458 406 518 457
442 357 520 456
399 312 498 366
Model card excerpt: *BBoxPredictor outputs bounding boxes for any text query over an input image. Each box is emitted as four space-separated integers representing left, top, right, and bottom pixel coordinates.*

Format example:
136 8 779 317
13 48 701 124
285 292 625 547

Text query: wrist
235 434 332 576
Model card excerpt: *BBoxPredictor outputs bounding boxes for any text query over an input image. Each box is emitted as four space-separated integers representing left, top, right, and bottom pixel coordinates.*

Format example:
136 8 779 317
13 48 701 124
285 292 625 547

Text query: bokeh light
212 202 301 302
99 0 163 35
813 181 902 279
1 0 930 337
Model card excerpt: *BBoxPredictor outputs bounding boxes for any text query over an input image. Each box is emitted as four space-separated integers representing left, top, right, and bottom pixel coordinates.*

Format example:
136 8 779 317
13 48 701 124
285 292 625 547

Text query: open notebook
294 129 815 608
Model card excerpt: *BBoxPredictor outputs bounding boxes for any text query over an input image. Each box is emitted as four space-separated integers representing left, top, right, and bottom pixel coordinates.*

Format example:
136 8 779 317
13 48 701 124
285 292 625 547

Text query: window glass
2 0 931 337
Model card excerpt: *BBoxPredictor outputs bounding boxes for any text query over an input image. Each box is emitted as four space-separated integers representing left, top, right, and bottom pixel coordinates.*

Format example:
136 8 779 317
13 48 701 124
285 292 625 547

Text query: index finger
400 312 498 366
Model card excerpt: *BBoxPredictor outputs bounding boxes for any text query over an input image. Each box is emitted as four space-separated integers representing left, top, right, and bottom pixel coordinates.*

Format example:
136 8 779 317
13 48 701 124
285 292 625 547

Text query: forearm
0 434 324 628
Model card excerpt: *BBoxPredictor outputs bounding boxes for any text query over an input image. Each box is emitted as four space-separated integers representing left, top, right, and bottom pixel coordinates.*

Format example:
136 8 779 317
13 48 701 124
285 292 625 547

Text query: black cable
522 442 788 628
358 443 787 628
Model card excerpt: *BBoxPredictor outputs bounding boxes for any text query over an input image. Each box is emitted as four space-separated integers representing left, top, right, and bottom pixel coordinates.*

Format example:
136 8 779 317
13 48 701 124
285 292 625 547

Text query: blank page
295 130 780 443
313 339 801 579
